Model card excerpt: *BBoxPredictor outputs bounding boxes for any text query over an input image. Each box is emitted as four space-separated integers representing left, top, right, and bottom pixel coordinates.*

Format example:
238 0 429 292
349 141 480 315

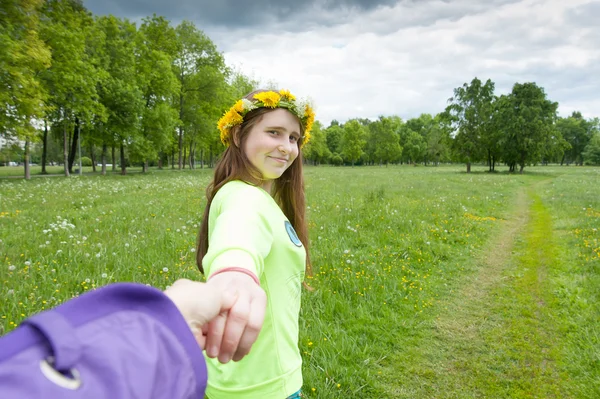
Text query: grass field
1 165 598 398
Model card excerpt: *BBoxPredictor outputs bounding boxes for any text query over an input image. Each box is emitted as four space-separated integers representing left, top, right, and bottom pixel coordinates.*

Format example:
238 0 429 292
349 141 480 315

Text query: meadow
1 165 598 398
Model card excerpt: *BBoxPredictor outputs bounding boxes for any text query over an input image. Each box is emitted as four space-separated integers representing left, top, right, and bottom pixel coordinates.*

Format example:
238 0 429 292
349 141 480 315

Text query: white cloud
220 0 600 124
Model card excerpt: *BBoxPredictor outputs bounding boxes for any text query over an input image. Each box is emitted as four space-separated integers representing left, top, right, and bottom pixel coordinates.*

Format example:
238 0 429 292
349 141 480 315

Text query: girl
197 89 314 399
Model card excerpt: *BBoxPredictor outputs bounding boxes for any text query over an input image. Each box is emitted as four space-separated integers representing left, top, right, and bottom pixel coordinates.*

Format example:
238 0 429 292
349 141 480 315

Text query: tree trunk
488 150 492 172
158 152 163 169
120 143 126 175
519 164 524 174
171 148 175 169
68 116 80 174
111 146 116 171
90 144 96 173
182 145 187 169
466 162 471 173
63 117 70 177
24 140 31 180
200 149 204 169
101 143 107 176
41 120 48 174
178 127 183 170
189 141 195 169
492 156 496 172
143 160 148 173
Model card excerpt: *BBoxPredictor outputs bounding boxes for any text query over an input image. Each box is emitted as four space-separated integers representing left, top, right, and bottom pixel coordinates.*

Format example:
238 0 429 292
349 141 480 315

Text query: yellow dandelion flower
233 99 244 113
302 130 312 147
279 89 296 101
254 91 281 108
224 109 243 126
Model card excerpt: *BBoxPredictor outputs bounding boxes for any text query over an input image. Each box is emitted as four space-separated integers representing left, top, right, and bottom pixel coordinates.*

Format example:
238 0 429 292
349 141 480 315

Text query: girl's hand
164 279 235 350
204 271 267 363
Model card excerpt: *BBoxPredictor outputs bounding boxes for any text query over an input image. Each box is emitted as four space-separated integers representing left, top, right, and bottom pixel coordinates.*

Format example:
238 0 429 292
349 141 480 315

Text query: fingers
232 291 266 361
217 290 251 363
205 311 228 359
165 279 222 325
202 272 267 363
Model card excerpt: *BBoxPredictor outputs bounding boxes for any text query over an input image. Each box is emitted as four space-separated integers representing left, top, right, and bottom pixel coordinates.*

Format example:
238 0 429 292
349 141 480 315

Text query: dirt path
381 181 569 398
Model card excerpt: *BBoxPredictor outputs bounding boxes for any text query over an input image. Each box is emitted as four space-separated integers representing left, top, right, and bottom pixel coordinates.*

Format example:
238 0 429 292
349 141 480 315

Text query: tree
302 121 330 165
404 130 426 164
557 112 595 165
0 0 51 179
541 127 570 165
39 0 103 176
582 132 600 165
369 116 402 165
340 119 367 166
135 16 180 172
325 123 343 155
427 113 452 165
94 15 144 175
445 77 495 173
173 21 226 170
497 82 558 173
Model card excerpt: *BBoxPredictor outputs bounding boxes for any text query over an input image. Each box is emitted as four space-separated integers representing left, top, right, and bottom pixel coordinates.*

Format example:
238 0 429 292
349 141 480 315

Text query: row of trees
1 0 256 178
445 78 599 173
2 2 599 177
303 79 600 173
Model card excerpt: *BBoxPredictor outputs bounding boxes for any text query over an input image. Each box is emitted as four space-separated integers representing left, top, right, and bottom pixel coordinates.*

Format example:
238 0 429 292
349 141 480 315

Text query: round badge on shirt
285 221 302 247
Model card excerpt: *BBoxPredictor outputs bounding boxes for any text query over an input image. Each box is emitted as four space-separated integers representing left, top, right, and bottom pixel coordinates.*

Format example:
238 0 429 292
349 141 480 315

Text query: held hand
204 271 267 364
164 279 235 350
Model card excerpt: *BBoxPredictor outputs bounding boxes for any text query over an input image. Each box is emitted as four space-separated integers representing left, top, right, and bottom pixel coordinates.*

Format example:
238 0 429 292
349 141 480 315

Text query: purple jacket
0 283 208 398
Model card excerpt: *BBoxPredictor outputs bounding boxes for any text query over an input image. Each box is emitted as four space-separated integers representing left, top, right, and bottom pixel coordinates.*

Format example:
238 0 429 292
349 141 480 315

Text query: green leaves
0 0 50 138
445 78 496 170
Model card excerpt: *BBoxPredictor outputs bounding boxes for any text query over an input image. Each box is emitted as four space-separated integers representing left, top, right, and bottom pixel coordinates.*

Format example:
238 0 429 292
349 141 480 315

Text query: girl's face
243 108 301 191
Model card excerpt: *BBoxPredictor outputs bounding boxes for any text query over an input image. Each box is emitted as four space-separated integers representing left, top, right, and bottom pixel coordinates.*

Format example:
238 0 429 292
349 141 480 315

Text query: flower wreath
217 90 315 148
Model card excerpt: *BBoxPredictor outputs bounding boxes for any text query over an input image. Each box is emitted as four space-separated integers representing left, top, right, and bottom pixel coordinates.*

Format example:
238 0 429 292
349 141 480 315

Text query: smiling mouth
270 157 288 163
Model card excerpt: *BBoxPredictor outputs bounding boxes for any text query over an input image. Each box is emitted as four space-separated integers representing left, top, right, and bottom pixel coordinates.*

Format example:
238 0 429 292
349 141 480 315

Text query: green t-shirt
202 180 306 399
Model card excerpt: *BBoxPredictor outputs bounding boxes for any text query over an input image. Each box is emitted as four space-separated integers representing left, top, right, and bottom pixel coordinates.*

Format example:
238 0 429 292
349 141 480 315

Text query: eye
267 130 278 136
289 135 299 143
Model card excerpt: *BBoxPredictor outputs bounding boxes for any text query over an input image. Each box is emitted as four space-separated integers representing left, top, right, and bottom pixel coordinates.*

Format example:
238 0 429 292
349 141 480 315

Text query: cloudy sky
83 0 600 125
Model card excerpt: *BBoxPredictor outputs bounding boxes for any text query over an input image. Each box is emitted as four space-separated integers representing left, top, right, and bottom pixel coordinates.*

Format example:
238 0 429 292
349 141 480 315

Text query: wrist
208 267 260 286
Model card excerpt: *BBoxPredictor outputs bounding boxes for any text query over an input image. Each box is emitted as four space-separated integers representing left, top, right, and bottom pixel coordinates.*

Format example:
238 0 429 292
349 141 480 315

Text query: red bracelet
209 267 260 286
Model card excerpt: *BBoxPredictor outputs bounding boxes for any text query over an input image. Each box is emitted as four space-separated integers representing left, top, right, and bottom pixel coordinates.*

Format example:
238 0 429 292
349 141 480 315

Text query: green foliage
325 124 343 155
445 78 496 172
340 119 367 165
135 15 181 162
497 82 558 173
303 121 331 165
80 156 92 166
39 0 104 124
173 20 227 169
330 153 343 166
368 116 402 165
582 132 600 165
403 130 426 164
2 0 597 174
557 112 596 165
0 0 51 138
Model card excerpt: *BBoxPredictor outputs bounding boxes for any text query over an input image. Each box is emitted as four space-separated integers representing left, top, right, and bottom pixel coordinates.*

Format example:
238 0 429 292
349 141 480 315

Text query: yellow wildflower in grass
254 91 281 108
279 89 296 101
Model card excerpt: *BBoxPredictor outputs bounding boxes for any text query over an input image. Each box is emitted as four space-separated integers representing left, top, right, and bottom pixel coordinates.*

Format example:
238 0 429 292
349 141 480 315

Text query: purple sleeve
0 283 208 399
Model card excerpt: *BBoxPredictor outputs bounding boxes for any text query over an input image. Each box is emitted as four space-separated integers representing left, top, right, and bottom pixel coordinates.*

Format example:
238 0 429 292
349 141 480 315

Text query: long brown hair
196 91 312 278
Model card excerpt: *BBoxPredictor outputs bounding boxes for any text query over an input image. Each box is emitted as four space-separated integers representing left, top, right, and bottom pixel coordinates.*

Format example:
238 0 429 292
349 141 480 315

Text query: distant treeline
1 1 599 178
